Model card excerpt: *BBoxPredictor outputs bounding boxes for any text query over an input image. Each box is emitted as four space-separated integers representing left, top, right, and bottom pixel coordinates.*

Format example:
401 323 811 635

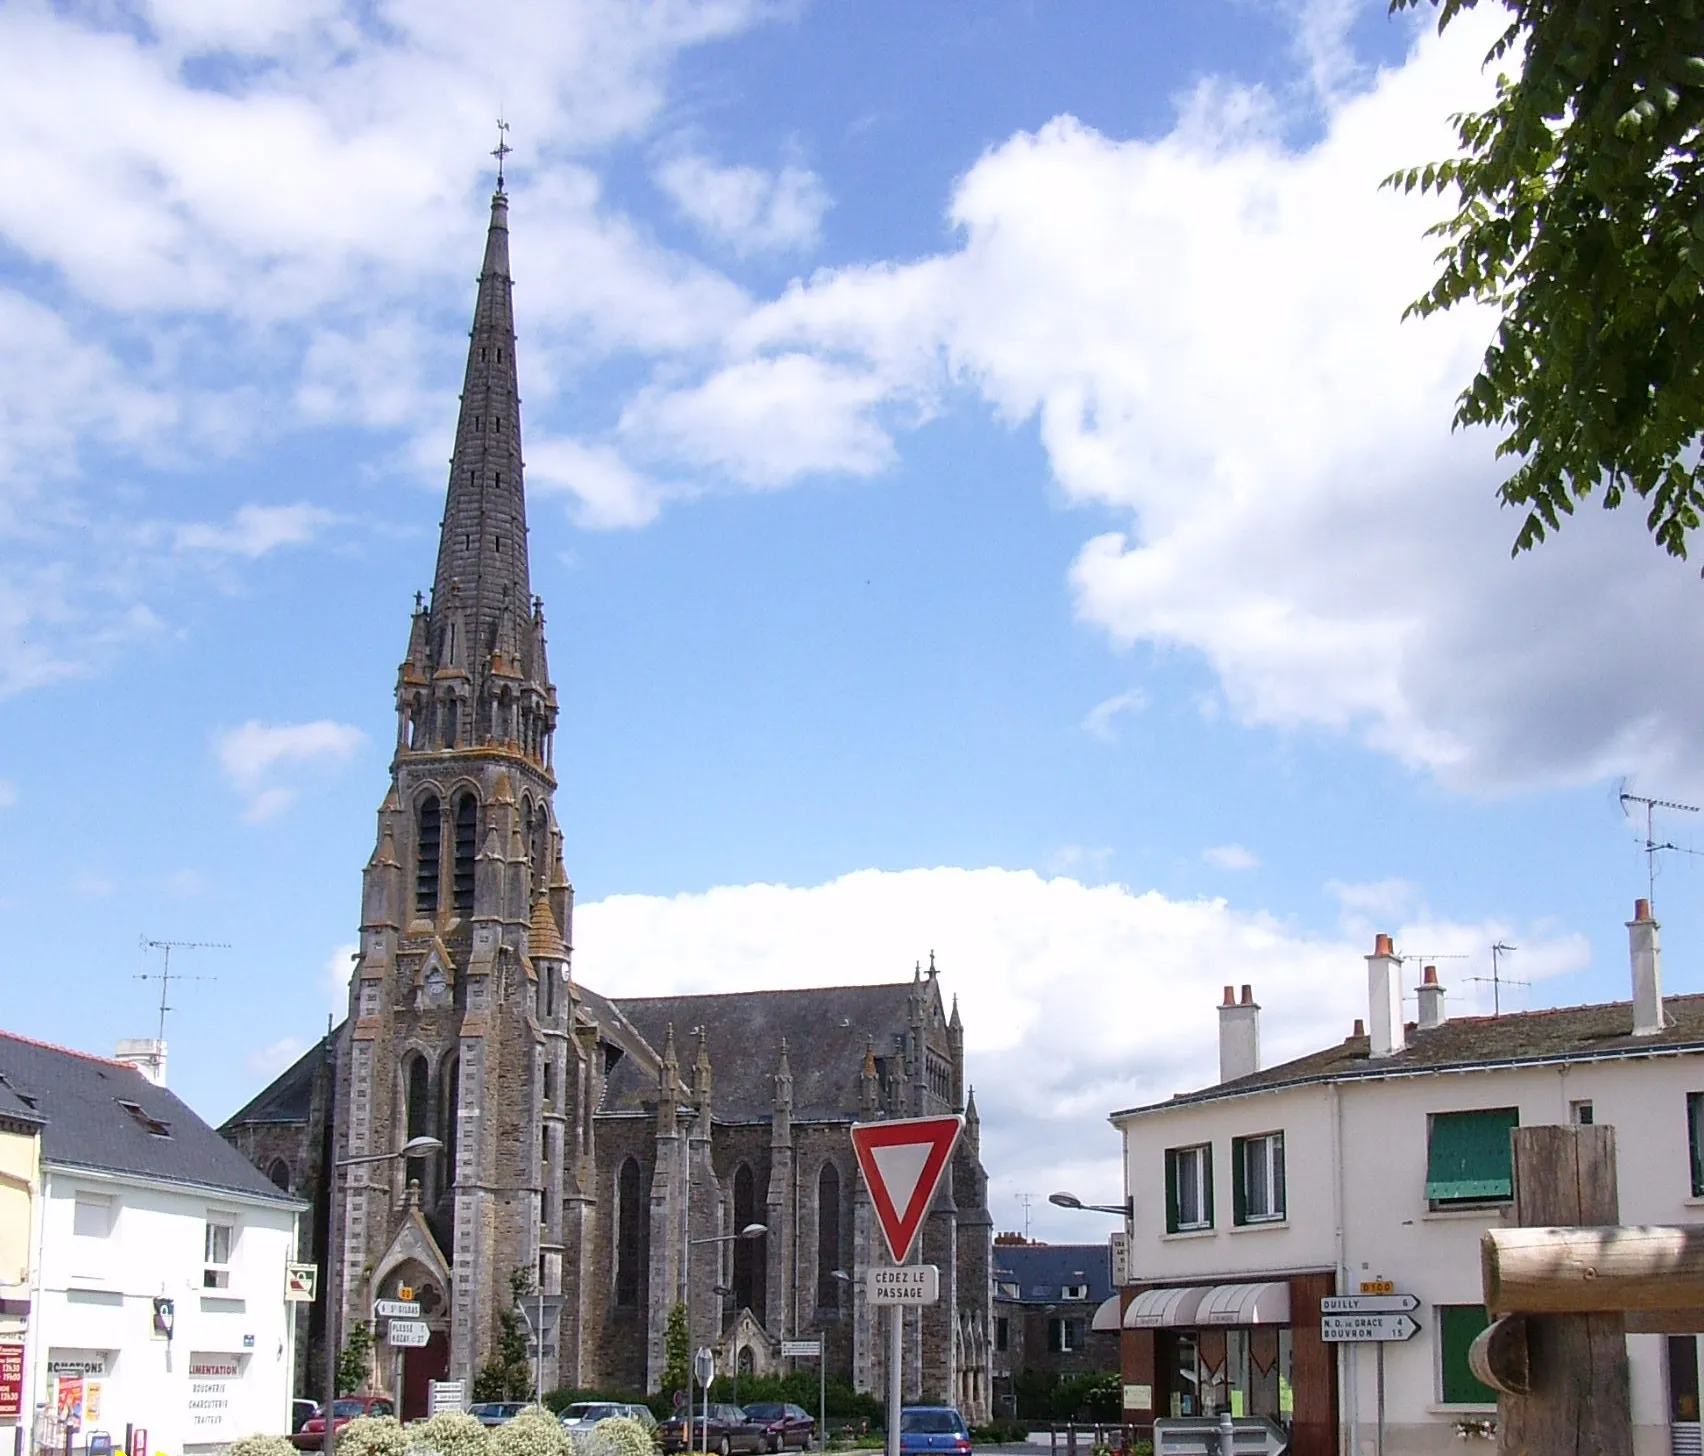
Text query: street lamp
688 1224 767 1456
324 1135 443 1456
1048 1192 1133 1218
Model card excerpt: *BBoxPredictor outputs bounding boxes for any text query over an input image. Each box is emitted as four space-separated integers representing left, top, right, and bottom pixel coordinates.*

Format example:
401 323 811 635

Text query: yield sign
850 1115 964 1265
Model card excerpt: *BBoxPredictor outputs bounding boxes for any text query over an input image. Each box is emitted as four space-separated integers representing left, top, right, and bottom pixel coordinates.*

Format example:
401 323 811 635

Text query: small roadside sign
1321 1313 1419 1343
781 1340 821 1358
387 1320 430 1347
694 1346 715 1389
1320 1294 1419 1314
375 1299 420 1319
869 1265 940 1305
285 1264 318 1302
850 1115 964 1265
429 1380 465 1415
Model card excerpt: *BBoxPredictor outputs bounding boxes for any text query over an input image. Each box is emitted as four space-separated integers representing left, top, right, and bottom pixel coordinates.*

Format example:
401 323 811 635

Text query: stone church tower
330 174 573 1390
223 179 994 1423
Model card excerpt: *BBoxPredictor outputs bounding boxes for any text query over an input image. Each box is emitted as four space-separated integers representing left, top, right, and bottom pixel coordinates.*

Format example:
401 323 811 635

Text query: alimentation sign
188 1353 243 1436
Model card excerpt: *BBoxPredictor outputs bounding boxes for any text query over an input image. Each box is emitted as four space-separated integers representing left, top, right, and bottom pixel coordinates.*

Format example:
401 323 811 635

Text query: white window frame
203 1218 236 1290
1175 1144 1211 1231
1062 1283 1089 1301
1240 1131 1286 1224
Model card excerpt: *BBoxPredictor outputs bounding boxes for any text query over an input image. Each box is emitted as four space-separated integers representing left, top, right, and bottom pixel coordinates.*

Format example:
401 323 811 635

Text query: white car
560 1402 658 1433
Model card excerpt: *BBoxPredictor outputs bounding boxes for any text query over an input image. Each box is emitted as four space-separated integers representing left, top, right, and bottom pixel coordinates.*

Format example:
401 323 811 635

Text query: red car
741 1404 816 1451
291 1396 396 1450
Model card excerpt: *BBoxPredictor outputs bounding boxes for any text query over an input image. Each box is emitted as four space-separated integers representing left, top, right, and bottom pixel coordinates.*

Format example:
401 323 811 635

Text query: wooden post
1487 1125 1632 1456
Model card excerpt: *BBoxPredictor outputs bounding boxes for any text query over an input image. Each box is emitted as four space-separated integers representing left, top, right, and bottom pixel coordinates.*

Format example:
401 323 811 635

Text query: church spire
430 178 532 686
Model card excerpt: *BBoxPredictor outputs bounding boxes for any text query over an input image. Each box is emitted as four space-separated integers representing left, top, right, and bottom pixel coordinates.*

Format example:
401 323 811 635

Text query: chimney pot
1422 964 1438 986
1417 964 1448 1030
1635 898 1652 922
1374 932 1394 957
1352 1018 1365 1038
1217 983 1261 1084
1629 900 1664 1036
1365 934 1405 1058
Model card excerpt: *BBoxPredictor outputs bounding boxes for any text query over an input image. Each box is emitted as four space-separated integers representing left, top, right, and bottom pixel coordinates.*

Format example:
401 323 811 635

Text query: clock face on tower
423 966 449 1008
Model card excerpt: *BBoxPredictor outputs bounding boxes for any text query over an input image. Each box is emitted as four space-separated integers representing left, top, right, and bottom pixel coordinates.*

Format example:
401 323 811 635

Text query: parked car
292 1400 319 1435
741 1403 815 1451
469 1403 530 1428
561 1402 657 1432
898 1407 972 1456
291 1396 397 1450
660 1404 766 1455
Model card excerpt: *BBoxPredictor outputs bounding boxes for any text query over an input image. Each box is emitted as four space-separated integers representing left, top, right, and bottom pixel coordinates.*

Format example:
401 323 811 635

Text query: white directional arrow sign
1320 1294 1420 1314
1321 1313 1420 1343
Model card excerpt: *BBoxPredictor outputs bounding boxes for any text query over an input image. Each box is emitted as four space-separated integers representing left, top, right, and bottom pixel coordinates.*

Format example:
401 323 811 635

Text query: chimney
1365 933 1405 1059
1217 984 1260 1083
114 1038 167 1087
1416 965 1447 1031
1629 898 1664 1036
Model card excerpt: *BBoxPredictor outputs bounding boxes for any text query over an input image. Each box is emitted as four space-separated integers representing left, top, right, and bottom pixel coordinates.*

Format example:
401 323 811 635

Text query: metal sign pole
1375 1343 1385 1456
819 1348 826 1454
886 1306 901 1456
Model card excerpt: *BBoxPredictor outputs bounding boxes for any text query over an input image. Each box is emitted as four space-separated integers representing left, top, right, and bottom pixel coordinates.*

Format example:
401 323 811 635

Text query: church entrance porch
401 1332 450 1421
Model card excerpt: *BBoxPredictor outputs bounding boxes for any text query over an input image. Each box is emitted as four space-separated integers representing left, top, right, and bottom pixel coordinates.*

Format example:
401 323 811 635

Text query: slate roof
604 982 919 1123
223 1026 335 1126
991 1242 1114 1305
1114 991 1704 1118
0 1031 298 1204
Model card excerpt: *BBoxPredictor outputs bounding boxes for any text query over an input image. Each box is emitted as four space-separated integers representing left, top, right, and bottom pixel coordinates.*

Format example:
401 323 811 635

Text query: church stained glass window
416 796 441 914
615 1157 642 1307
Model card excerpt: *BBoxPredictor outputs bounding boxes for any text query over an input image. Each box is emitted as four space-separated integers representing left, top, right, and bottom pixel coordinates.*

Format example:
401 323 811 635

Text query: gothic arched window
453 792 477 914
733 1163 766 1315
615 1157 643 1307
817 1161 842 1307
403 1053 430 1191
268 1159 291 1192
416 796 441 914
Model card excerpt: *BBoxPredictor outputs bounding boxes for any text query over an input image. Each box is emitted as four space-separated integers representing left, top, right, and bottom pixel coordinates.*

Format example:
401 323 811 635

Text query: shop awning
1122 1281 1291 1328
1091 1295 1123 1332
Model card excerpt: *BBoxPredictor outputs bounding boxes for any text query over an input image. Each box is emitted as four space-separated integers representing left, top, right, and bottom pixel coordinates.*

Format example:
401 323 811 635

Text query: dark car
292 1400 319 1435
291 1397 396 1450
898 1407 971 1456
741 1403 815 1451
469 1402 530 1428
660 1404 766 1456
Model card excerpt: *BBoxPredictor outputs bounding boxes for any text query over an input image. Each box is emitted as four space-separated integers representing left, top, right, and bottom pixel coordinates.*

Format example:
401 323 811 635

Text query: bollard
1217 1410 1233 1455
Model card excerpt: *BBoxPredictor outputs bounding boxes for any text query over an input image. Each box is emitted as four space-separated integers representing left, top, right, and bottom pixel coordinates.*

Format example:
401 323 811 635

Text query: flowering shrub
409 1412 493 1456
226 1437 297 1456
492 1405 575 1456
580 1418 654 1456
340 1415 411 1456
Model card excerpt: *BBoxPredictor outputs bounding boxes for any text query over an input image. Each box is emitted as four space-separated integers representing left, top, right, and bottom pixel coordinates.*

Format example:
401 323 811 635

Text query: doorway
402 1331 451 1421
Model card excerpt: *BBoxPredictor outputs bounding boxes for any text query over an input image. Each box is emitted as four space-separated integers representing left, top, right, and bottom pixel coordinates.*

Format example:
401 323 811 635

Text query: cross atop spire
492 118 512 191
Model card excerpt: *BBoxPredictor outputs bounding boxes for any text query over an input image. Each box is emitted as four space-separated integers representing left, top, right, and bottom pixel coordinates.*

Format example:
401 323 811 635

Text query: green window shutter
1231 1139 1247 1226
1426 1108 1519 1201
1203 1147 1215 1228
1164 1149 1180 1234
1689 1095 1704 1197
1438 1305 1496 1404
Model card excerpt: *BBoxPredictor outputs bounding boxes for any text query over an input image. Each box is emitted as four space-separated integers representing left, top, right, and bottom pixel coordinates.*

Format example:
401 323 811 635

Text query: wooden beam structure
1485 1224 1704 1316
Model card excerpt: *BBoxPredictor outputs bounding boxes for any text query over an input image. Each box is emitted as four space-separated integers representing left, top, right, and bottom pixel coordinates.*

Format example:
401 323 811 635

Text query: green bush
407 1412 491 1456
576 1417 655 1456
226 1437 297 1456
339 1416 410 1456
491 1406 574 1456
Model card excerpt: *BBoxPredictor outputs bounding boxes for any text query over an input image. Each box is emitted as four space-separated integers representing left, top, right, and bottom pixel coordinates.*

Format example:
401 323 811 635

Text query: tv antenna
1464 941 1526 1017
1398 952 1468 1002
1619 791 1701 912
137 937 229 1045
1014 1191 1036 1240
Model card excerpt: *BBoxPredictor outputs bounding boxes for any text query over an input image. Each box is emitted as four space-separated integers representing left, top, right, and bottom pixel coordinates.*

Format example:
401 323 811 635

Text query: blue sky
3 0 1702 1243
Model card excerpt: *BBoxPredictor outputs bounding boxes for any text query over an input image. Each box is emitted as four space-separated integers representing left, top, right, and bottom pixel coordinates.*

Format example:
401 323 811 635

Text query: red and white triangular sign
850 1114 964 1266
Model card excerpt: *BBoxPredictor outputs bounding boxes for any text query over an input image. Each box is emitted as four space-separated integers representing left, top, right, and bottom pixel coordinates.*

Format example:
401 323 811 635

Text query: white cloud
1082 687 1147 742
164 869 207 898
72 873 116 898
324 940 359 1016
655 151 831 255
527 436 665 530
575 865 1591 1239
175 503 340 558
1204 843 1260 871
213 719 365 821
247 1035 310 1080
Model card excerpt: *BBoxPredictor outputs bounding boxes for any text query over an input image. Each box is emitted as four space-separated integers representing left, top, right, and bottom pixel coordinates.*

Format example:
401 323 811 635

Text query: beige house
0 1073 44 1435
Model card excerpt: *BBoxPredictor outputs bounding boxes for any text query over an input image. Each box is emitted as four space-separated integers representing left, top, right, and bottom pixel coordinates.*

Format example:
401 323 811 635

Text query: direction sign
387 1320 430 1347
780 1340 821 1358
375 1299 420 1319
869 1265 940 1305
1320 1294 1420 1314
693 1346 715 1390
849 1115 964 1265
1320 1313 1419 1343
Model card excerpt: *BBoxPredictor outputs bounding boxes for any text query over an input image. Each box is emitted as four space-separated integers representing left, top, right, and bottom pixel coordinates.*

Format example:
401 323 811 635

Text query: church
220 170 994 1423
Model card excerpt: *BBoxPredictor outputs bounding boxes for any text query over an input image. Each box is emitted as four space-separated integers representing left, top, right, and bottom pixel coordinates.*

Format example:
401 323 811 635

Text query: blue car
899 1407 972 1456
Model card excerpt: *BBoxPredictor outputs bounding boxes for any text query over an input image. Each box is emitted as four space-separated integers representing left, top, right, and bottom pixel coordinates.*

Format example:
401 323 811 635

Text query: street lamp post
1046 1193 1133 1219
323 1135 443 1456
688 1224 767 1456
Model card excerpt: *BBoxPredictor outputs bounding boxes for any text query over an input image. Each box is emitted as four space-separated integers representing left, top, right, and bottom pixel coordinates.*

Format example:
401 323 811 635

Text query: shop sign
0 1342 23 1422
45 1352 107 1378
188 1352 242 1437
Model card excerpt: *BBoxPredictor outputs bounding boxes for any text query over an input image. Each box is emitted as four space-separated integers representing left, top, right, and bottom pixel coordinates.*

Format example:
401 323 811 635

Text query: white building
1109 900 1704 1456
0 1032 303 1456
